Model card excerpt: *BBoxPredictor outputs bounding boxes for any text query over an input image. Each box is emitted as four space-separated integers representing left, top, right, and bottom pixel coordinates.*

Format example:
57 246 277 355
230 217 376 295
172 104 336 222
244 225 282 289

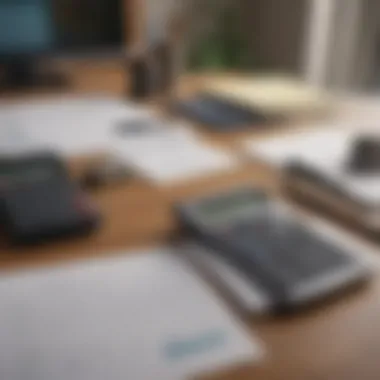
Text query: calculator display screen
0 159 64 188
198 192 267 221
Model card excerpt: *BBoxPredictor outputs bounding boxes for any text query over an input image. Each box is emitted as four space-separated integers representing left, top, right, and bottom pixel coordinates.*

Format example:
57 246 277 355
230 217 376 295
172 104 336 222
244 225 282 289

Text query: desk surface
0 77 380 380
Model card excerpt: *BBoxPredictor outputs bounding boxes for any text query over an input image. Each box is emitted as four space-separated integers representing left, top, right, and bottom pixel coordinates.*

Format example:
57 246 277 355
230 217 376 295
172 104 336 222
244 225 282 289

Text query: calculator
172 94 268 131
177 187 370 311
0 153 100 245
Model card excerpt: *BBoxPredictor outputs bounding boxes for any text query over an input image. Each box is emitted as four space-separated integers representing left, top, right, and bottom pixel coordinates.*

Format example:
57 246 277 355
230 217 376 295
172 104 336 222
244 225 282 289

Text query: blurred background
145 0 380 92
1 0 379 93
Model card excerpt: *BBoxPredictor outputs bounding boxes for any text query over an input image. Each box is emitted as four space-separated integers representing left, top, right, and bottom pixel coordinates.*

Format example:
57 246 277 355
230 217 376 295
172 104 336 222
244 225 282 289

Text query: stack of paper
244 126 380 204
111 127 237 184
0 96 167 157
0 247 263 380
0 112 37 155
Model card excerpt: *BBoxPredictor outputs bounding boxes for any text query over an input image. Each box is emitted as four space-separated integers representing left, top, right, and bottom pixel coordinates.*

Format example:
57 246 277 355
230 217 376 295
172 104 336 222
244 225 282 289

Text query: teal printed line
164 329 227 362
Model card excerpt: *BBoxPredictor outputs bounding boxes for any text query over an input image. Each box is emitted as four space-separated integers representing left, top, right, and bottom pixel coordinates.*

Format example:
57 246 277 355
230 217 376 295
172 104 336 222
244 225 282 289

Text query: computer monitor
0 1 54 55
54 0 124 54
0 0 124 89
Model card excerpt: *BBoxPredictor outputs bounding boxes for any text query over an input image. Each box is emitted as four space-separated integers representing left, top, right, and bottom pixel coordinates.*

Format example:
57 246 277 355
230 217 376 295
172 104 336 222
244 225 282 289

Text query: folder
203 74 333 119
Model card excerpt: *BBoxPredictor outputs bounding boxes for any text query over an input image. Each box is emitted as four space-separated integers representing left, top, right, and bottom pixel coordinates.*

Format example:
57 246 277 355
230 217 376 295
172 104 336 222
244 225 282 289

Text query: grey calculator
177 187 371 311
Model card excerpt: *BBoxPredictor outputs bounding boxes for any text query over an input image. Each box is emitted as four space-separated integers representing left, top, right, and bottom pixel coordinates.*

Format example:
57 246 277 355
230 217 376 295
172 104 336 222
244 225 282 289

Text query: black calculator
0 153 100 245
172 94 268 131
177 188 370 311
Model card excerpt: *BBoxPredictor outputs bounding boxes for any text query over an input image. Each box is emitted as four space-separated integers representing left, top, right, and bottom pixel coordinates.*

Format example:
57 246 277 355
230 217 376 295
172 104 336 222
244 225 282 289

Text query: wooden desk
0 79 379 380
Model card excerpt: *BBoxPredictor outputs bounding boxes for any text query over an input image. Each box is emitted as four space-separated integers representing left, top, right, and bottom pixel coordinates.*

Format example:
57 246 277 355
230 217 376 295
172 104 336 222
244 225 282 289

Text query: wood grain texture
0 73 379 380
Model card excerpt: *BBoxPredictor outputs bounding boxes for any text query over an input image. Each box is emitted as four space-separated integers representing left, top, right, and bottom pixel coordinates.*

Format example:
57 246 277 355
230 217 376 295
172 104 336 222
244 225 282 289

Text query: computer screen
0 0 124 56
0 0 54 55
0 0 125 88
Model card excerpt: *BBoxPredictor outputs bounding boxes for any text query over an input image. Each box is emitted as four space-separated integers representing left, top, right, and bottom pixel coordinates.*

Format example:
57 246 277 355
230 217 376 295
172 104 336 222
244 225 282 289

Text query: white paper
0 96 236 182
0 247 262 380
112 128 237 184
0 114 39 155
244 125 380 203
0 96 167 157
